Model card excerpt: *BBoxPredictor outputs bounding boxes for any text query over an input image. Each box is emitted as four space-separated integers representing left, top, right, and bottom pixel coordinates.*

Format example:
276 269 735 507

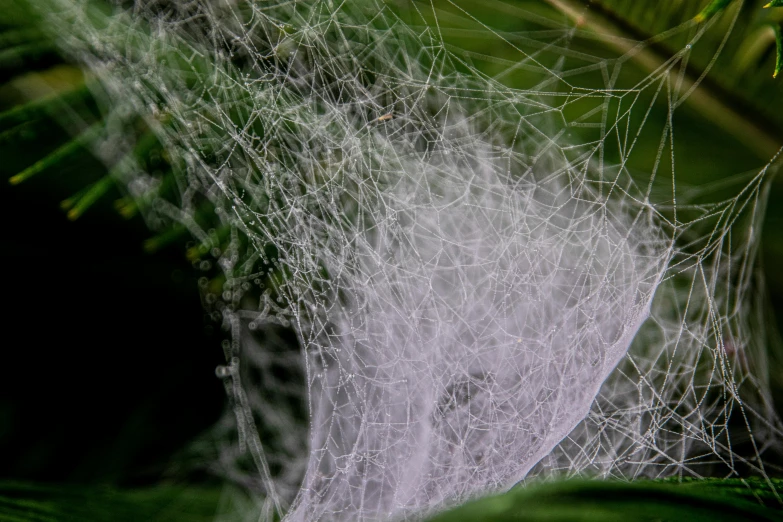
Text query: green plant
2 1 783 520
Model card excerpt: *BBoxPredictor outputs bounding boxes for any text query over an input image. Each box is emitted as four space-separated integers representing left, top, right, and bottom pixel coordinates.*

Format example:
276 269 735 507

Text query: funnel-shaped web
284 131 667 520
29 0 781 520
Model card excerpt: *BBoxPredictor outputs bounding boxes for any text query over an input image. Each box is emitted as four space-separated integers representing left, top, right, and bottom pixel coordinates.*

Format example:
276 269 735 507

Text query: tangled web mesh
34 0 783 519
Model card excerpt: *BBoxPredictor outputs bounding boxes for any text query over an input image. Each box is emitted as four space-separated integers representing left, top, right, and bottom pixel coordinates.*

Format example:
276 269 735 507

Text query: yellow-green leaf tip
143 239 159 253
113 198 135 218
695 0 734 22
764 0 783 8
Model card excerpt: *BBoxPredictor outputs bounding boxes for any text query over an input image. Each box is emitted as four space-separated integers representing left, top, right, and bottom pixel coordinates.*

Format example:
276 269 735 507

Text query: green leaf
65 174 114 220
695 0 735 22
0 481 251 522
426 479 783 522
64 131 162 220
8 122 102 185
774 23 783 78
0 83 90 133
0 42 55 69
143 224 189 253
764 1 783 8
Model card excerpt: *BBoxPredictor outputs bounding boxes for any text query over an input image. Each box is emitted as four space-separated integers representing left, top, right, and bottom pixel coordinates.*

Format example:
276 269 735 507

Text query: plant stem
543 0 782 161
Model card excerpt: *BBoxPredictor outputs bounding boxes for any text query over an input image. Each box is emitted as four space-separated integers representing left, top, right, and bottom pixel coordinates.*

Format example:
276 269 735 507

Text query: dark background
0 166 225 486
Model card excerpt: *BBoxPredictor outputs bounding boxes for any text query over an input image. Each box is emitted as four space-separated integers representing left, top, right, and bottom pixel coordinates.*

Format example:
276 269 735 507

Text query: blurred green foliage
0 481 254 521
2 478 782 521
426 478 783 522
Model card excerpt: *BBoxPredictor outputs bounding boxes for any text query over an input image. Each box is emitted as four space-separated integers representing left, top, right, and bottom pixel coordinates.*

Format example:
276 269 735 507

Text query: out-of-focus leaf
764 1 783 8
0 481 253 522
773 23 782 78
0 83 90 132
143 224 189 253
426 479 783 522
695 0 735 22
8 122 101 184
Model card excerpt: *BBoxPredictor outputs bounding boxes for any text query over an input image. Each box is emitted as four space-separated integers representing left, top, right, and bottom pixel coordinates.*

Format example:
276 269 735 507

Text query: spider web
30 0 783 520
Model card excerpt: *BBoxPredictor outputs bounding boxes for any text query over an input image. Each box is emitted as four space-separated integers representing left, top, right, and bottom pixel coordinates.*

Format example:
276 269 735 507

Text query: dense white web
30 0 783 520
